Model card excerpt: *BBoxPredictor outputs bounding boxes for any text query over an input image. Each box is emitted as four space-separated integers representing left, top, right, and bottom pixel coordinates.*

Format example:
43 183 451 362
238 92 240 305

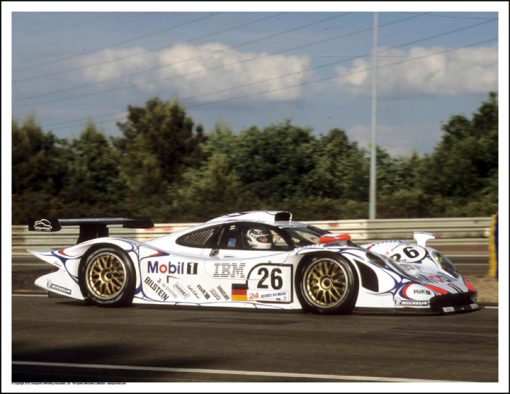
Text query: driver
246 228 273 250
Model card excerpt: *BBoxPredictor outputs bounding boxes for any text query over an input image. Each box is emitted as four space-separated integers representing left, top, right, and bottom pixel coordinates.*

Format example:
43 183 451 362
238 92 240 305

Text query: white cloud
334 45 498 98
79 47 153 81
74 43 311 102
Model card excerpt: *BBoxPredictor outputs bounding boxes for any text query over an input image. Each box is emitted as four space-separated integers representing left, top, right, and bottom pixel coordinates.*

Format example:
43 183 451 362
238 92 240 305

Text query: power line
14 13 220 72
16 13 429 106
34 20 495 130
428 14 497 21
14 12 115 38
139 17 495 105
16 15 492 109
15 15 359 106
39 37 497 132
13 12 291 84
186 37 497 109
20 12 434 90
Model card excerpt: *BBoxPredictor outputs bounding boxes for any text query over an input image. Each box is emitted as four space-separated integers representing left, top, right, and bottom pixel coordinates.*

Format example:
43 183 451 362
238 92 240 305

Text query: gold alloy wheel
86 253 127 300
303 258 349 308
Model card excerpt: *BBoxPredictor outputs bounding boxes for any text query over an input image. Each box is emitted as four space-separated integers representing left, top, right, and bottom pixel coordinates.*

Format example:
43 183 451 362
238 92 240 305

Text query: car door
203 222 294 304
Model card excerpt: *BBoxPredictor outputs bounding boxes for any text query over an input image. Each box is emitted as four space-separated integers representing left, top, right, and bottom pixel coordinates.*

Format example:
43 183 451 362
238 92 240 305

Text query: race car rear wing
28 217 154 243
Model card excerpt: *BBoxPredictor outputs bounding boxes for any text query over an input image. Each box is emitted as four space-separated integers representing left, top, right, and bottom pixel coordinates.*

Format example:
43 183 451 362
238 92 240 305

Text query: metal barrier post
488 213 498 280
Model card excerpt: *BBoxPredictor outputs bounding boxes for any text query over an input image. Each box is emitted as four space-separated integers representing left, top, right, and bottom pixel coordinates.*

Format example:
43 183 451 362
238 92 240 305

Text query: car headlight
430 250 459 278
366 252 422 281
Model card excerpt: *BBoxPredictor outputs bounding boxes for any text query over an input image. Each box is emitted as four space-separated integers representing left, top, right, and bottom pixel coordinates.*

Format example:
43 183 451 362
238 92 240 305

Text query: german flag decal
232 283 248 301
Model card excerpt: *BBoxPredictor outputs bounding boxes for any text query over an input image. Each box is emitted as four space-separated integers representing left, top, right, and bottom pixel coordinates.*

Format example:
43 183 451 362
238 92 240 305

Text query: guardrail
11 217 490 256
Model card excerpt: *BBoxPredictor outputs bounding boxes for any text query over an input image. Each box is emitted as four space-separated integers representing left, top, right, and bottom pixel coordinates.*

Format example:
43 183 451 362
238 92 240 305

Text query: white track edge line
12 361 453 382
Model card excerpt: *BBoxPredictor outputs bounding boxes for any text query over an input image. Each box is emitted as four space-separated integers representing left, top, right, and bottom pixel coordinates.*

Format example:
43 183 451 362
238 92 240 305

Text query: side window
240 224 291 251
176 226 220 248
270 229 292 250
219 224 245 250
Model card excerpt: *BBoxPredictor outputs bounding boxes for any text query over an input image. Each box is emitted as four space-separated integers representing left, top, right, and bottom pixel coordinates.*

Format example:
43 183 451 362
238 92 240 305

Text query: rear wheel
79 246 135 307
296 254 358 314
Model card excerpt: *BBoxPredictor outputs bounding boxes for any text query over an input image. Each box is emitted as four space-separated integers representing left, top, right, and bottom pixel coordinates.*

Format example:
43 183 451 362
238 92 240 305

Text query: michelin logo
47 280 72 295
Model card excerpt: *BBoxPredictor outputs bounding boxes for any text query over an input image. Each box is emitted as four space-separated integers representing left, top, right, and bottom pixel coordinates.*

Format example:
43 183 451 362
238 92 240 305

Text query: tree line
12 93 498 224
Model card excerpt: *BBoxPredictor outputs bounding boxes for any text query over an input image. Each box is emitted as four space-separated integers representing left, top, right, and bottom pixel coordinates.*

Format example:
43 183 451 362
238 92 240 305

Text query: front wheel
79 246 135 307
296 254 358 314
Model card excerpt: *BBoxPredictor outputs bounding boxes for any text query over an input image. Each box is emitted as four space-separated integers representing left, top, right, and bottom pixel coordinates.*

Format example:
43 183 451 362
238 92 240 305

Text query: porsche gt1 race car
28 211 479 314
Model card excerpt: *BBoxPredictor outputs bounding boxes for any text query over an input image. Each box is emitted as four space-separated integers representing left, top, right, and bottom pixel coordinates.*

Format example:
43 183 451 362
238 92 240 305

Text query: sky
4 1 507 157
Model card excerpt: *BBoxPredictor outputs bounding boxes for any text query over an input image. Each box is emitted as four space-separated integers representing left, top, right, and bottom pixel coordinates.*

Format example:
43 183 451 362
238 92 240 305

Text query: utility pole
369 12 378 220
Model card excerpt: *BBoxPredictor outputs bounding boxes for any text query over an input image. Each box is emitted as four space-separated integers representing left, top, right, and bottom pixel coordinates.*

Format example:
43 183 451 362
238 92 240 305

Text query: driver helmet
246 228 272 250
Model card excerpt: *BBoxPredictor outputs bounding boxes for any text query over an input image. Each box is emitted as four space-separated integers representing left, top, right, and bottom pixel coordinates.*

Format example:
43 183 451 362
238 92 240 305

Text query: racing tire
79 246 135 307
296 254 358 314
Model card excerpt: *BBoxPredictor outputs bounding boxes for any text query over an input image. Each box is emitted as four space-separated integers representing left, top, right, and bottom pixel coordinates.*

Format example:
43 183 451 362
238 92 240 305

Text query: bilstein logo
144 277 169 301
147 261 198 275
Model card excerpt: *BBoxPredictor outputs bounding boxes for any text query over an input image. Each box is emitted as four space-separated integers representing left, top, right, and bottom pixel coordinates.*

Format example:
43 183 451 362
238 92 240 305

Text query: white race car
28 211 479 314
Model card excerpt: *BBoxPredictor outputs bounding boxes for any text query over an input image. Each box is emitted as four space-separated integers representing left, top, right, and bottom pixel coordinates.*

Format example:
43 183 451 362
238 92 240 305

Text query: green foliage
375 151 430 218
378 190 432 218
417 92 498 216
11 93 498 223
12 115 70 223
304 128 368 200
58 121 127 216
114 98 205 197
230 120 319 203
280 197 368 221
12 114 69 196
168 152 254 222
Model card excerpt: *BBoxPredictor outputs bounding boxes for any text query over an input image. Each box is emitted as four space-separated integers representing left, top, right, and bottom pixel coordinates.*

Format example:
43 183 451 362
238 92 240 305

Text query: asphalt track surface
10 294 498 384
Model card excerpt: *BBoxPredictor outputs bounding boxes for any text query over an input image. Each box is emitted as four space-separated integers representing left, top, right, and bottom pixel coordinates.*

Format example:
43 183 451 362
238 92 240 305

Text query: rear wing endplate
28 217 154 244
